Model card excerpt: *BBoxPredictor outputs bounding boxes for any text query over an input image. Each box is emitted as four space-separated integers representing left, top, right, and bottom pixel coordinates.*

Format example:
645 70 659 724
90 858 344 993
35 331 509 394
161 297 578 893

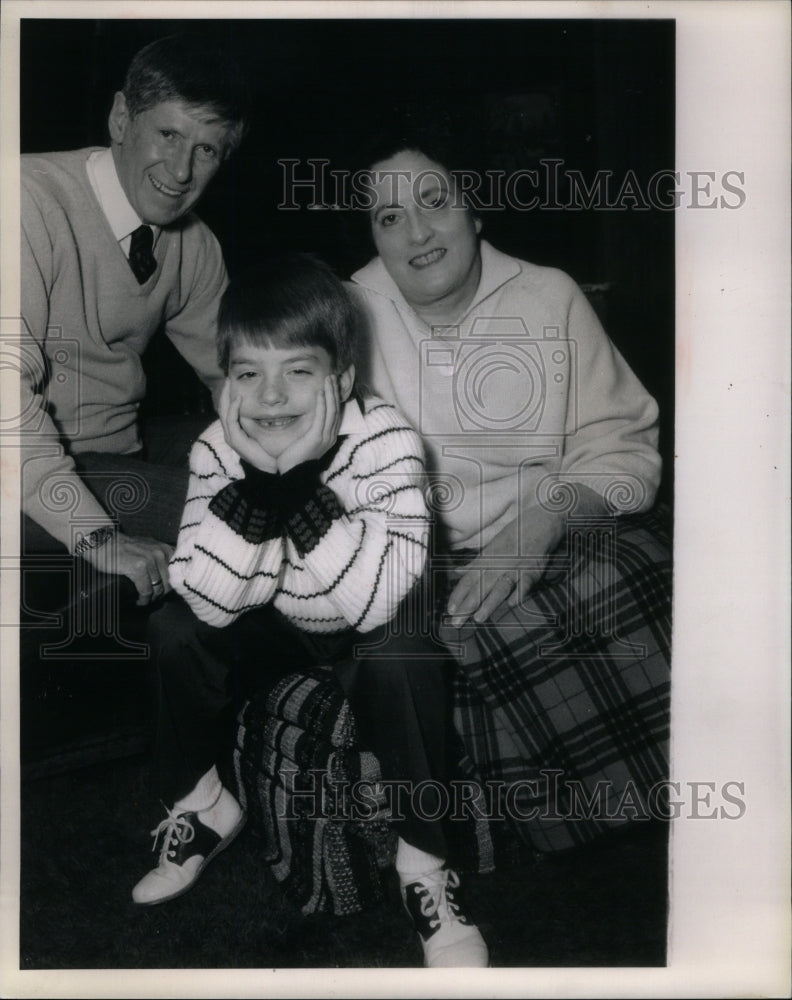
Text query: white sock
395 837 445 882
175 766 223 814
174 767 241 839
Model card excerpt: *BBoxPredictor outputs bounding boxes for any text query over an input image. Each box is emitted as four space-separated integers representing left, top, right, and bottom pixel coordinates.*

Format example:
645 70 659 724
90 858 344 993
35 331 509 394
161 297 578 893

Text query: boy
134 255 489 967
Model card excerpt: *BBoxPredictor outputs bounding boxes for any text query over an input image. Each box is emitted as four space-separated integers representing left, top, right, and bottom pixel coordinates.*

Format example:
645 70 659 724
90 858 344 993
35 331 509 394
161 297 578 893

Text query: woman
348 126 673 855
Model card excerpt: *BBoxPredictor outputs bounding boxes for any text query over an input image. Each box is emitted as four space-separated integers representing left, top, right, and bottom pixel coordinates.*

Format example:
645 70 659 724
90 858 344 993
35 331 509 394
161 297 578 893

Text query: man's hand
218 379 278 473
81 532 174 606
277 375 341 474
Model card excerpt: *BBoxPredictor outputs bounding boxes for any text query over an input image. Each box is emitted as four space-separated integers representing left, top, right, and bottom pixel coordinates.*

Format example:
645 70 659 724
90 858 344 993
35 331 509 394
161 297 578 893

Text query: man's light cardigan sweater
20 149 226 549
169 397 430 633
351 241 662 552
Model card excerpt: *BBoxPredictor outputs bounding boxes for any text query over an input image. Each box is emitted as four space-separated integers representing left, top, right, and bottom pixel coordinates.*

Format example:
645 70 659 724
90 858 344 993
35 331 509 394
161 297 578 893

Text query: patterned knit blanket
234 666 494 915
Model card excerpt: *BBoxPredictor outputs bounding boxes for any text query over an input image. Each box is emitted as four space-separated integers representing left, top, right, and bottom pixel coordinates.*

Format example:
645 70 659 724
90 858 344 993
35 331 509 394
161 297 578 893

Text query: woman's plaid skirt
441 504 673 854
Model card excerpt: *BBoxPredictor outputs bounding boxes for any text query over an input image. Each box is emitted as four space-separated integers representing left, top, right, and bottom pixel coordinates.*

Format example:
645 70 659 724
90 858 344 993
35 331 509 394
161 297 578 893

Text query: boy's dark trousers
147 581 455 859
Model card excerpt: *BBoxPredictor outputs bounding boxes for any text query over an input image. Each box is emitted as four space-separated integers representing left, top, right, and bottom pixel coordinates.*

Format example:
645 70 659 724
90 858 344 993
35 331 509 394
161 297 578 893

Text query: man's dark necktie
128 225 156 284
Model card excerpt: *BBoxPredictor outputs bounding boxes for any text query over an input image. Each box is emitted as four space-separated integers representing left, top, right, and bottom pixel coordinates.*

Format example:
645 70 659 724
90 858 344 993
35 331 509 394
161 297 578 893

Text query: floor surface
18 753 669 970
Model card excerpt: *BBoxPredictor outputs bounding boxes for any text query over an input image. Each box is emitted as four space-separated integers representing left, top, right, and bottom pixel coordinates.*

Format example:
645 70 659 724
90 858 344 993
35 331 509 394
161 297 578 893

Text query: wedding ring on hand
151 578 164 589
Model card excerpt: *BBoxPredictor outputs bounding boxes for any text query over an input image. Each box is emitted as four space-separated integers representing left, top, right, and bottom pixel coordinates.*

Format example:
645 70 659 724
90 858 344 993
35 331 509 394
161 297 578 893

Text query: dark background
20 16 675 499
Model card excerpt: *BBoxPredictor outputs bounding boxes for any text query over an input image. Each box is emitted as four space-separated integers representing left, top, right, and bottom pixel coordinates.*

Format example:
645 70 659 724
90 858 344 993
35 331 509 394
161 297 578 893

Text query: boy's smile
228 341 342 458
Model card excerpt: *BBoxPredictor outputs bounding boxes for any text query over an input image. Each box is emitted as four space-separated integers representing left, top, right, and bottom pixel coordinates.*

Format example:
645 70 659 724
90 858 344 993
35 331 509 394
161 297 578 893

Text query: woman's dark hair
354 104 480 179
122 33 251 152
217 254 360 374
334 103 486 268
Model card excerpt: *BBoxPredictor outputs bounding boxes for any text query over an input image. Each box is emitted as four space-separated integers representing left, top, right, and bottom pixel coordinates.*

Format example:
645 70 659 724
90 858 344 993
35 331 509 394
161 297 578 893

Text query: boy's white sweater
169 397 430 633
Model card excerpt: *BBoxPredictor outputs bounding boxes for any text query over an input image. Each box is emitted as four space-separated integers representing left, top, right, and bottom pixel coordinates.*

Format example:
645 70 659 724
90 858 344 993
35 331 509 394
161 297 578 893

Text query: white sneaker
132 787 245 905
400 866 489 967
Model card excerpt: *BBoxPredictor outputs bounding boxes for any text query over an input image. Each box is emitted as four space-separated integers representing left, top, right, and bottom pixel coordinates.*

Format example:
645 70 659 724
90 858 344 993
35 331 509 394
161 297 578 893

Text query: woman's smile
409 247 447 268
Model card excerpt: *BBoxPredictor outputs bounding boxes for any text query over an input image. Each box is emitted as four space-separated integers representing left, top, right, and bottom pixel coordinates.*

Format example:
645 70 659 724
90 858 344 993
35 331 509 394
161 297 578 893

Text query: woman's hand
446 505 567 625
219 380 278 474
446 482 611 625
277 375 341 474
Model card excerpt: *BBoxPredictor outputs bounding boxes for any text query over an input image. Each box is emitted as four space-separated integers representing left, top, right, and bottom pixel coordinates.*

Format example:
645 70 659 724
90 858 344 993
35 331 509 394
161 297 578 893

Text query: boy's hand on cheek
219 379 278 474
277 376 341 474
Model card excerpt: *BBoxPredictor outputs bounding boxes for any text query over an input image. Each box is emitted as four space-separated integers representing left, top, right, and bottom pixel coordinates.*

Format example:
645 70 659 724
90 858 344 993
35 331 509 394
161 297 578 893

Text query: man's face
109 94 235 226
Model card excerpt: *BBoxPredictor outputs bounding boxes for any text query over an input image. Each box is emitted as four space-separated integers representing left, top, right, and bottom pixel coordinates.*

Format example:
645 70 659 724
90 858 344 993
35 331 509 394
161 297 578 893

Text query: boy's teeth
259 417 294 427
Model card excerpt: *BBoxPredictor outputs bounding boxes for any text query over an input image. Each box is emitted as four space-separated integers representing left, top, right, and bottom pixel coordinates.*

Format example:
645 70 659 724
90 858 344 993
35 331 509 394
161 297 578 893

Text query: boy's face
228 340 353 458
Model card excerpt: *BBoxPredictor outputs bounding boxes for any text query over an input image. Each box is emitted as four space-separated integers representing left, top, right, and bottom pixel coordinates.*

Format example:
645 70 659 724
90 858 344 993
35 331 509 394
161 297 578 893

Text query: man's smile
148 173 187 198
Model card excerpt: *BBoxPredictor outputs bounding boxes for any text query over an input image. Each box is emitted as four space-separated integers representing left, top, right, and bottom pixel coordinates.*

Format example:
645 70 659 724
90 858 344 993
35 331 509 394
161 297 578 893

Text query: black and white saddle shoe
132 792 245 906
401 866 489 967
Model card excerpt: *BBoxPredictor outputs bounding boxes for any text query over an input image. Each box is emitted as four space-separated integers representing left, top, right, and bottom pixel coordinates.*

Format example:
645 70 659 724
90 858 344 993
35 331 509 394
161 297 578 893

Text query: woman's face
369 150 482 320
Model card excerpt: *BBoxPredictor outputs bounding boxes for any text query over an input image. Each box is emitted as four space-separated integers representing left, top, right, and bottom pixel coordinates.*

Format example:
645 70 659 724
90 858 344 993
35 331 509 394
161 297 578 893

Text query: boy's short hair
217 254 360 374
122 33 250 153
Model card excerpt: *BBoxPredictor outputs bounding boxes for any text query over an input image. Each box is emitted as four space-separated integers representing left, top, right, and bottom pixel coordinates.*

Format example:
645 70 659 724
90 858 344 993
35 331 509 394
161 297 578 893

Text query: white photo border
1 2 789 997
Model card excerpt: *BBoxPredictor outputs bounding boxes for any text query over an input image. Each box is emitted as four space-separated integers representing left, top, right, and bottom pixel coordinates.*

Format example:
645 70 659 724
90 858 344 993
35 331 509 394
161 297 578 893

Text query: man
20 33 249 606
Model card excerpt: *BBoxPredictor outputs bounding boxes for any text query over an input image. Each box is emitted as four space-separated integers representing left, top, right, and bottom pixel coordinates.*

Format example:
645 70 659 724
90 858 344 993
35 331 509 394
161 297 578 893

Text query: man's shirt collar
86 148 160 247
